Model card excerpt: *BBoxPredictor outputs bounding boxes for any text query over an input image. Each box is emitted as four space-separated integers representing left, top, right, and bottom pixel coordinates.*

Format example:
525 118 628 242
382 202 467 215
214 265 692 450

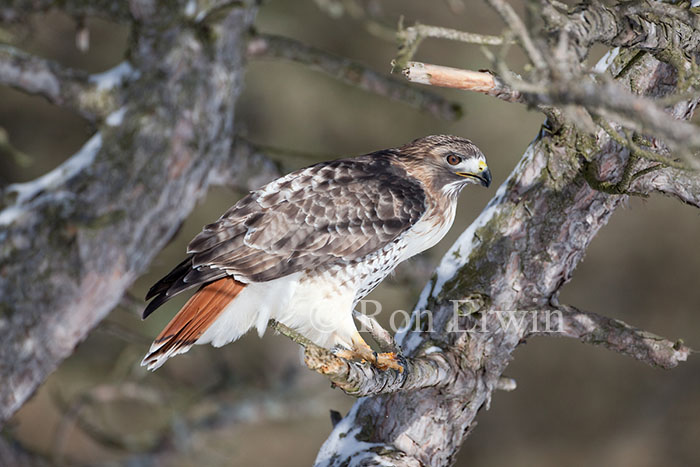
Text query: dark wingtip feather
145 257 193 301
143 293 169 319
143 257 229 319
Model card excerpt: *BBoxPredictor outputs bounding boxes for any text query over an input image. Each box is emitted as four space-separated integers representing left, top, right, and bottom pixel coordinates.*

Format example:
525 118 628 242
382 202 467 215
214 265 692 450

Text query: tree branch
634 163 700 208
400 61 523 103
0 45 129 122
246 33 462 121
530 305 691 369
210 137 282 192
270 319 455 397
303 345 457 397
568 1 700 58
485 0 547 70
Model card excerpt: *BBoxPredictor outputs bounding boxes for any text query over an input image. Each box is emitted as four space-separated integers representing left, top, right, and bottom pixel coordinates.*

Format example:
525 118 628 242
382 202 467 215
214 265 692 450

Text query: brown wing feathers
142 151 427 369
141 277 245 370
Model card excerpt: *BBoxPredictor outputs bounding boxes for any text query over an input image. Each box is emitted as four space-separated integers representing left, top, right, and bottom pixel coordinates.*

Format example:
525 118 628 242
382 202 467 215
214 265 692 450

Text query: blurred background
1 1 699 466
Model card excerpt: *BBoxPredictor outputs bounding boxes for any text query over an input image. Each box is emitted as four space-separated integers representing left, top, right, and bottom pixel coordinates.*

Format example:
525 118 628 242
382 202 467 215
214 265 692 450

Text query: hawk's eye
446 154 462 166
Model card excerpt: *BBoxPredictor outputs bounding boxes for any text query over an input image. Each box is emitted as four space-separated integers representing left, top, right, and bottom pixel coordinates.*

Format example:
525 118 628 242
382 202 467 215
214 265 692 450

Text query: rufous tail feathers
141 278 245 370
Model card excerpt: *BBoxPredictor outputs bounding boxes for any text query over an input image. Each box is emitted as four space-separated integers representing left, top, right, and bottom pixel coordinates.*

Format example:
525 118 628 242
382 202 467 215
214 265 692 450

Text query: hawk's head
398 135 491 197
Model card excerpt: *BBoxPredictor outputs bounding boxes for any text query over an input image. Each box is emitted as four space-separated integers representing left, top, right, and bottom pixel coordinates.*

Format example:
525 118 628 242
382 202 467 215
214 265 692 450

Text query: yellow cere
478 160 487 171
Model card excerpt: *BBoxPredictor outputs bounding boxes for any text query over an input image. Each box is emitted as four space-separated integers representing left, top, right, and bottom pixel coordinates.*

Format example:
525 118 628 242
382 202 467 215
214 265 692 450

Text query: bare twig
485 0 547 70
594 117 685 170
246 33 462 120
395 22 504 69
269 319 316 348
312 0 396 42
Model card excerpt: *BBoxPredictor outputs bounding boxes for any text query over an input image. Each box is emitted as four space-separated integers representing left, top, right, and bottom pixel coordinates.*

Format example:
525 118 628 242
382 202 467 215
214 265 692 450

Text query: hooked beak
457 167 492 188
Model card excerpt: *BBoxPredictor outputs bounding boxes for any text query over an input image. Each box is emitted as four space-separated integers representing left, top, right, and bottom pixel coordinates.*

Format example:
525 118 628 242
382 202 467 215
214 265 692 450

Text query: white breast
352 199 458 301
399 200 457 262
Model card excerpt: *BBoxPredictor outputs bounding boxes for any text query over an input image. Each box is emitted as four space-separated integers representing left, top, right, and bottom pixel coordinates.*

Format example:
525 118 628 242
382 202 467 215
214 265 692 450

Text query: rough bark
314 10 699 466
0 1 259 426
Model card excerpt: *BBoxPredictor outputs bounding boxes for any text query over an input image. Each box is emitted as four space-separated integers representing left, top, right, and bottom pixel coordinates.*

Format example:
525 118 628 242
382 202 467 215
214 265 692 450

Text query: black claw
396 354 408 371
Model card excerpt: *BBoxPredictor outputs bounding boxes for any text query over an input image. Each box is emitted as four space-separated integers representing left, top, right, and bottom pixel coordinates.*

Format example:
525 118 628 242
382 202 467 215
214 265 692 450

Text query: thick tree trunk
314 49 696 466
0 1 258 426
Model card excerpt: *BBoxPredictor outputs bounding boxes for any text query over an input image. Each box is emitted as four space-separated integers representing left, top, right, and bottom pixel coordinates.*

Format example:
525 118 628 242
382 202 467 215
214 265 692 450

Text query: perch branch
303 345 456 397
246 33 462 120
270 319 455 397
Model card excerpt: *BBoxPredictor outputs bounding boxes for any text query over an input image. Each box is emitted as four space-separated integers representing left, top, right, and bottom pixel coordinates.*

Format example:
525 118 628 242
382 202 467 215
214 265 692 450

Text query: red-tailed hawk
142 135 491 371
